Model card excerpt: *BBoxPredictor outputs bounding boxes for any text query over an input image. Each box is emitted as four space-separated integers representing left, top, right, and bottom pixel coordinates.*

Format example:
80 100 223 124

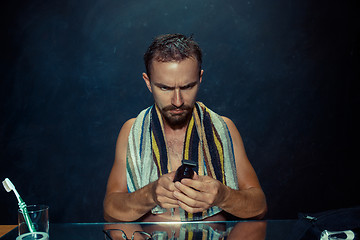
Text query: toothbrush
2 178 36 233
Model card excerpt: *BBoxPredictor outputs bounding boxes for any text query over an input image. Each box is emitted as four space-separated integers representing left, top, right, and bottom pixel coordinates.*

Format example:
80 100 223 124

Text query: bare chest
166 135 185 171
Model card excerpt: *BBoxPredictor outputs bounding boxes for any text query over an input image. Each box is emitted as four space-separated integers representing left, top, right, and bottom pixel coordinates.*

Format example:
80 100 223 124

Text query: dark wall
1 0 358 223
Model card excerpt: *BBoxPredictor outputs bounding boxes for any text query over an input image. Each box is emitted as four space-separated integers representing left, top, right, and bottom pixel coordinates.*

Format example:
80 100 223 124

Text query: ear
142 73 152 93
199 69 204 84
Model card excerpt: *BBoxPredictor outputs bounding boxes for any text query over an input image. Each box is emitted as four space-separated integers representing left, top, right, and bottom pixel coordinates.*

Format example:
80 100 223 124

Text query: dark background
1 0 359 223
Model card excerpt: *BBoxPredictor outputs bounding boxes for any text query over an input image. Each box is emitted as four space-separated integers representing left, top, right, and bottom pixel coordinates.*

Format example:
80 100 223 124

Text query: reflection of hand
173 172 229 213
152 171 179 209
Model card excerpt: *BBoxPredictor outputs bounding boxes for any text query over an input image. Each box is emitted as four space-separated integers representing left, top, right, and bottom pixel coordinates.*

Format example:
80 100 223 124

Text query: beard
160 104 193 128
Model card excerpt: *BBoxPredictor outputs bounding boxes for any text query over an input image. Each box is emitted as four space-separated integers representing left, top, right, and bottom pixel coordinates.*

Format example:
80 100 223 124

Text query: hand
173 173 229 213
151 171 179 209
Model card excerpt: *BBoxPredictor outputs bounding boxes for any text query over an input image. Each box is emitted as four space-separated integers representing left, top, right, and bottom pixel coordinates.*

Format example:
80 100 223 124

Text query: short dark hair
143 33 202 77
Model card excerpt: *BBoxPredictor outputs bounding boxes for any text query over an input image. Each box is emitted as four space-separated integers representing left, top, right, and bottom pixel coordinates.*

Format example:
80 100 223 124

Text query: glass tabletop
1 220 296 240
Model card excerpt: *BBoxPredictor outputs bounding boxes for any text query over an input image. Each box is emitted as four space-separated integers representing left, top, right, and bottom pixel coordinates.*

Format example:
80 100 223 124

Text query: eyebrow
153 81 199 90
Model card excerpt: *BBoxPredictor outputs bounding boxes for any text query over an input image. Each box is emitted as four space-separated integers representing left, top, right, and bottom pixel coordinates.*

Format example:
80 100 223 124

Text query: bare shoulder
115 118 136 160
122 118 136 132
221 116 241 138
221 116 246 159
117 118 136 140
221 116 234 126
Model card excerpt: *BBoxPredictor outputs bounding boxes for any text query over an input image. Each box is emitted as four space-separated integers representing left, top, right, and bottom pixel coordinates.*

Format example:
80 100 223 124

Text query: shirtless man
104 34 267 222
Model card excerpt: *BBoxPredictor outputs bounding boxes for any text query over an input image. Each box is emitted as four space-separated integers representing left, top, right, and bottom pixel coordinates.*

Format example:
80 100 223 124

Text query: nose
172 88 184 108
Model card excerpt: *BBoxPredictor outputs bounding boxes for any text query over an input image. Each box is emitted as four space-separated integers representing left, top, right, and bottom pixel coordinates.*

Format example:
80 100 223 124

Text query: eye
154 83 171 91
180 82 197 90
181 85 191 90
160 86 171 91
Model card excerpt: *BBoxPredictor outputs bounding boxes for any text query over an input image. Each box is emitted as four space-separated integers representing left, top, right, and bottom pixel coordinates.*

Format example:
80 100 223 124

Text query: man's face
143 57 203 129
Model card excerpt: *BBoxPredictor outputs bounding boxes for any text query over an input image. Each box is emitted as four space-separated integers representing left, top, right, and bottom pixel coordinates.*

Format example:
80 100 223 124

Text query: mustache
162 105 192 111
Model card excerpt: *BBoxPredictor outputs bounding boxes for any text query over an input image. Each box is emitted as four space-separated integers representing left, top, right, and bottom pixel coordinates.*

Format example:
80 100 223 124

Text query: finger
174 181 216 207
153 182 178 208
177 200 205 214
159 202 179 209
156 184 177 200
178 178 204 193
181 176 214 192
157 194 179 204
174 181 199 198
173 188 209 209
167 171 176 181
158 176 176 192
155 194 180 208
192 171 199 180
175 181 204 200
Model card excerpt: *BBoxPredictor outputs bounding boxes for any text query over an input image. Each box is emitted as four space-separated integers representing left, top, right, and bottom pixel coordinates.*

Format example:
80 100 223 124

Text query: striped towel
126 102 239 221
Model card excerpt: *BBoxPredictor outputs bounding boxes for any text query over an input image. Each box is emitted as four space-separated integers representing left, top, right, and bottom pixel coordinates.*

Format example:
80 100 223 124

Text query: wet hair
143 33 202 77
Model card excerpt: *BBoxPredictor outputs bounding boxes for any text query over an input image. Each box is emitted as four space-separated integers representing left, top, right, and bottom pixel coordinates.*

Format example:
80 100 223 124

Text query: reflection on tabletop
103 221 267 240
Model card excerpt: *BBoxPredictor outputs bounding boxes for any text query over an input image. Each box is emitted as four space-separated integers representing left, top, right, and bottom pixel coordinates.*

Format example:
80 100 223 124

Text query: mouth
169 108 185 115
163 105 191 115
160 105 193 127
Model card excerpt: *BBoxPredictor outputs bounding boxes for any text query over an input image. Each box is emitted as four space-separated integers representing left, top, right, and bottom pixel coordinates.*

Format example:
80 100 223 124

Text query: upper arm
222 116 262 190
105 118 136 195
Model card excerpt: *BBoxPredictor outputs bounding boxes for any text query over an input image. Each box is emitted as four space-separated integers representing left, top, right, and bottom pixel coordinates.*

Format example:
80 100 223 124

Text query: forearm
219 186 267 219
104 183 156 222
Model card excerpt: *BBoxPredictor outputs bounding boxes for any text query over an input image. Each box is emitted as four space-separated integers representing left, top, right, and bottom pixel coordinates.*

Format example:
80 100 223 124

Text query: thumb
168 171 176 181
192 171 199 180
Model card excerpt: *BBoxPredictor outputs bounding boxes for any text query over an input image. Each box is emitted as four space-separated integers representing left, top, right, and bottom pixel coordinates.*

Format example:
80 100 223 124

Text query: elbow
253 193 268 220
103 197 119 222
103 195 125 222
104 210 144 222
103 196 144 222
246 189 268 220
103 205 132 222
255 189 267 219
254 203 267 220
104 211 118 222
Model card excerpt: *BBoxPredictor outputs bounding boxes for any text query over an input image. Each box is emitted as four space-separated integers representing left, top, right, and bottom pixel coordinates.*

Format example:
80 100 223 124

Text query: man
104 34 267 222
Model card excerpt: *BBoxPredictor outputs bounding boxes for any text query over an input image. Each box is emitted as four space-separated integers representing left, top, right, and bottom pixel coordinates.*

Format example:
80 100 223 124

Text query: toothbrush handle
19 202 36 233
